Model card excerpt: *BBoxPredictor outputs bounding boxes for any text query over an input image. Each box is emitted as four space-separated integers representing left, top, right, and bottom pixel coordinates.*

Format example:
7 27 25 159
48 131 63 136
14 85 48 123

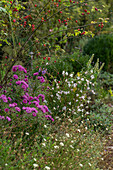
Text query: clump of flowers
0 65 54 123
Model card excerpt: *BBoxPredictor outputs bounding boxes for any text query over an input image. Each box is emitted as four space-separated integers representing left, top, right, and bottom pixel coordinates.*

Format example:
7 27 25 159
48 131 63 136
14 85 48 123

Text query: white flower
91 75 94 79
68 119 72 123
62 71 65 75
81 78 84 81
68 83 71 87
42 143 46 147
60 142 64 146
91 69 93 73
70 73 73 77
46 62 48 65
77 149 80 152
45 166 50 170
73 83 77 87
5 163 8 166
70 145 74 149
76 94 79 97
88 163 91 166
66 133 70 137
25 132 29 135
44 125 47 128
33 164 39 168
79 163 83 167
68 102 71 105
77 129 81 132
65 72 68 76
33 158 37 161
54 145 59 149
62 106 66 110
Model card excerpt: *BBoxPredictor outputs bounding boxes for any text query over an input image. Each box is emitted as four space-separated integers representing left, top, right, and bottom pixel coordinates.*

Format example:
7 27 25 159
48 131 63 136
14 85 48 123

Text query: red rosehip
54 60 56 63
13 19 16 22
82 13 84 15
43 57 46 60
58 81 60 83
65 22 67 25
60 11 62 13
48 57 50 61
98 24 100 27
44 44 46 47
84 9 87 12
76 20 78 23
95 8 98 11
5 56 7 59
35 4 37 7
78 29 80 31
87 12 90 14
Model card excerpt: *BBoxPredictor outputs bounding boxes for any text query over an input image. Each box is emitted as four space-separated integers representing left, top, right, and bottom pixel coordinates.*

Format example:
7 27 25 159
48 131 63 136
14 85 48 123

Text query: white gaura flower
91 75 94 79
33 164 39 168
73 83 77 87
42 143 46 147
54 145 59 149
65 72 68 76
81 78 84 81
25 132 29 135
45 166 50 170
60 142 64 146
62 106 66 110
44 125 47 128
88 163 91 166
70 73 73 77
76 94 79 97
33 158 37 161
70 145 74 149
62 71 65 75
66 133 70 137
79 163 83 167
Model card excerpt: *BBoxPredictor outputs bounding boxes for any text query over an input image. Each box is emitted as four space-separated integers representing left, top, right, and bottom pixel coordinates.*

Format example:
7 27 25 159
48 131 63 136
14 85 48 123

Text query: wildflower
45 166 50 170
25 132 29 135
70 145 74 149
54 145 59 149
60 142 64 146
33 164 39 168
23 99 27 104
33 72 39 76
33 158 37 161
0 115 5 120
66 133 70 137
79 163 83 167
13 74 18 79
7 97 12 101
6 116 11 121
4 108 9 112
15 107 21 112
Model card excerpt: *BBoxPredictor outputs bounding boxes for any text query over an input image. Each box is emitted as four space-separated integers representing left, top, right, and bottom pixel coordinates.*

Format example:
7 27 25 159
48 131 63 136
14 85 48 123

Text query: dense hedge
83 34 113 73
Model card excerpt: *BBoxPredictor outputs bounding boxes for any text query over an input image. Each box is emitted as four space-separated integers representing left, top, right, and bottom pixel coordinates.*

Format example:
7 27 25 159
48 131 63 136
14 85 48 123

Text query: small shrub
83 34 113 73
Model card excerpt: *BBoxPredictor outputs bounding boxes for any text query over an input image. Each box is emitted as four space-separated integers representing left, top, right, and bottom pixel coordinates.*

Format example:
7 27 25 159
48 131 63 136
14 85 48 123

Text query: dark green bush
83 34 113 73
41 51 90 80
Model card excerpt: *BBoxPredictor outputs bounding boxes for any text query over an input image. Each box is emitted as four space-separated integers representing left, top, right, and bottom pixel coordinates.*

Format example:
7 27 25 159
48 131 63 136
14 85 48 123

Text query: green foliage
83 34 113 73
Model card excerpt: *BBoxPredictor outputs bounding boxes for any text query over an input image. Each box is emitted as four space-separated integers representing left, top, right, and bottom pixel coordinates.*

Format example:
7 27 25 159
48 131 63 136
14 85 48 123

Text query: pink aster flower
6 116 11 121
33 72 39 76
13 74 18 79
4 108 9 112
15 107 21 112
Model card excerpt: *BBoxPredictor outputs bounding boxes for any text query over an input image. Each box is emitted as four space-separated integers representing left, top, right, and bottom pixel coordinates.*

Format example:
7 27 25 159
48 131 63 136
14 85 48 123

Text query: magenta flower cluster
12 65 27 73
0 64 54 123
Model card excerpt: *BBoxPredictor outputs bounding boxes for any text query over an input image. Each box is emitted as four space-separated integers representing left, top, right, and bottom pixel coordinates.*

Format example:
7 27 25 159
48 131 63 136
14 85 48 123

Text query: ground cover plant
0 0 113 169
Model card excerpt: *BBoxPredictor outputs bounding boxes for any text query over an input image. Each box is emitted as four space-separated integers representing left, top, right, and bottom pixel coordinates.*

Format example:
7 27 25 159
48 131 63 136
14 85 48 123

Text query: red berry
5 56 7 59
75 20 78 23
87 12 90 14
95 8 98 11
54 60 56 63
98 24 100 27
44 44 46 47
82 13 84 15
35 4 37 7
43 57 46 60
84 9 87 12
13 19 16 22
58 81 60 83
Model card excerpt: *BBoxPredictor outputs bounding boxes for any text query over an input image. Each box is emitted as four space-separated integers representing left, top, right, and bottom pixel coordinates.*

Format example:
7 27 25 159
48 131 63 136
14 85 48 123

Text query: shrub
83 34 113 73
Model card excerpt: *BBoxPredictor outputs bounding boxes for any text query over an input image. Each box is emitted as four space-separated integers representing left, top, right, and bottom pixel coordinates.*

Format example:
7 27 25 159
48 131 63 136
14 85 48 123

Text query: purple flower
4 108 9 112
13 74 18 79
37 105 46 113
8 97 12 101
28 96 34 101
33 72 39 76
45 115 54 121
43 105 49 112
32 112 37 117
12 65 27 73
0 115 5 120
15 107 21 112
6 116 11 121
12 65 17 72
16 81 21 85
9 103 15 107
23 99 27 104
0 85 3 89
38 94 45 102
31 108 38 113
